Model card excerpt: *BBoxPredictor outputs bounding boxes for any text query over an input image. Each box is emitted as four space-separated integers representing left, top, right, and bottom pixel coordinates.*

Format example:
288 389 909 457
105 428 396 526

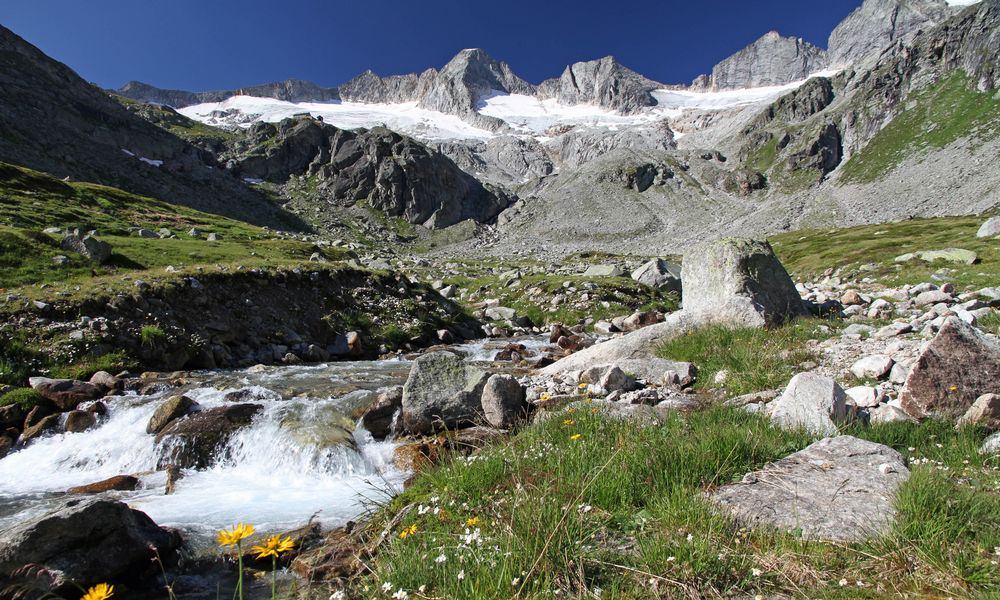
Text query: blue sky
0 0 861 91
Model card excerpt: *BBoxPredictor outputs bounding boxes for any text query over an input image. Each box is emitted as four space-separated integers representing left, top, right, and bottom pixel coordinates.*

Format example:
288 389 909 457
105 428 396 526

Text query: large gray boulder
711 436 910 542
59 234 112 264
900 317 1000 420
29 377 104 411
401 352 489 434
0 497 180 590
681 238 807 328
480 374 527 429
630 258 682 293
977 216 1000 238
768 372 851 436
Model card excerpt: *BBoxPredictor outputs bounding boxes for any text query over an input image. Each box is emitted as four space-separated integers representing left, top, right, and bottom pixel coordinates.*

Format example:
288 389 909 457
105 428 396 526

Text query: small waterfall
0 360 412 547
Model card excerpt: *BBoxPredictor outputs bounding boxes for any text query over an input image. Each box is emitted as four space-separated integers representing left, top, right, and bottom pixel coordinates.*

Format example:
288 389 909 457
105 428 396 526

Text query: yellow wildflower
540 392 551 402
562 419 574 426
570 433 582 441
399 524 418 539
217 523 255 546
466 517 480 527
81 584 114 600
948 385 958 392
578 383 588 390
251 535 296 559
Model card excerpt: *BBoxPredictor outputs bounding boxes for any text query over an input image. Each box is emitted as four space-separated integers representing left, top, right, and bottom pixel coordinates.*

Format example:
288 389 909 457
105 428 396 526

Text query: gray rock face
118 79 340 108
537 56 663 113
631 258 682 293
899 317 1000 420
480 374 527 429
711 436 910 541
768 372 852 436
0 497 180 590
827 0 958 66
681 238 808 328
402 352 489 434
59 234 112 264
420 49 534 126
977 216 1000 238
696 31 828 90
360 386 403 440
228 118 510 229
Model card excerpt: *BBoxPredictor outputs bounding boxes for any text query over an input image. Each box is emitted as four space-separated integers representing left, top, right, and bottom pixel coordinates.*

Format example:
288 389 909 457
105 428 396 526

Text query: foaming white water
0 361 411 547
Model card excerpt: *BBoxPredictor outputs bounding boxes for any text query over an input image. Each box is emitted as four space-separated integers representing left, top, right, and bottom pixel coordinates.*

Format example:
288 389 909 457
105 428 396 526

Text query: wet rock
711 436 910 542
768 372 851 436
401 352 489 434
480 374 527 428
291 527 360 581
899 317 1000 420
360 386 403 440
20 413 61 442
67 475 140 494
146 395 197 435
392 438 447 472
29 377 104 411
64 410 97 433
0 497 180 591
682 238 807 328
154 403 262 469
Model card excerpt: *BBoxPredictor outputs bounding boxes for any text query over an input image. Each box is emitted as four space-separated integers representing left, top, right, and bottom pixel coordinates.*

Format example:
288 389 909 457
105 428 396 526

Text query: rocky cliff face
827 0 960 66
537 57 664 113
694 32 828 90
118 79 340 107
0 25 297 228
226 117 512 228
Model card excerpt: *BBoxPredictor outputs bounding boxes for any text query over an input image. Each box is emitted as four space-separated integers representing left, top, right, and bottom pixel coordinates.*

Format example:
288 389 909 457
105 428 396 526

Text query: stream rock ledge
710 436 910 542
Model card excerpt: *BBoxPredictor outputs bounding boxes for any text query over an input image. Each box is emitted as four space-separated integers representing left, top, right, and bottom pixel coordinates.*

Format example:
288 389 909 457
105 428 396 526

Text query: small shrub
0 387 45 410
140 325 167 347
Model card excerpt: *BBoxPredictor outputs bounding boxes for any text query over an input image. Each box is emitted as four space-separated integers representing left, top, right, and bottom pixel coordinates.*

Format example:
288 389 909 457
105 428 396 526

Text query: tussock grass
357 407 1000 598
655 320 838 397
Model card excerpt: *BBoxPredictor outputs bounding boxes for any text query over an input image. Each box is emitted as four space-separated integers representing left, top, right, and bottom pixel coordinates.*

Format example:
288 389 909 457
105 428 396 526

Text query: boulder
710 436 910 542
484 306 517 321
977 216 1000 238
899 317 1000 420
845 385 880 409
20 413 61 442
64 410 97 433
291 528 361 581
59 234 112 264
67 475 140 494
630 259 682 293
870 403 915 424
849 355 894 380
401 352 489 434
146 395 197 434
917 248 978 265
360 386 403 439
768 372 851 436
956 393 1000 430
982 432 1000 454
154 403 262 469
914 290 952 306
29 377 104 411
681 238 807 328
480 374 527 429
0 497 179 590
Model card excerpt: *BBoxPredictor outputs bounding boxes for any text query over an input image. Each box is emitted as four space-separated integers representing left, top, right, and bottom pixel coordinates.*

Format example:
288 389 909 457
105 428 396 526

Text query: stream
0 336 549 549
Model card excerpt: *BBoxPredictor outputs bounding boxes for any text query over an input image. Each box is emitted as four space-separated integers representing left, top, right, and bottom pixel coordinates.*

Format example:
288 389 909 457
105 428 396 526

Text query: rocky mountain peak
537 56 663 113
827 0 961 66
695 32 828 90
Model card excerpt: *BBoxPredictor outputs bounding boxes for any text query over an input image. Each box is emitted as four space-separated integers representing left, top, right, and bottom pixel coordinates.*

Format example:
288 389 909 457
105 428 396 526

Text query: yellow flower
251 535 296 559
81 583 114 600
578 383 588 390
948 385 958 392
540 392 551 402
570 434 582 441
217 523 256 546
399 524 418 539
562 419 575 426
466 517 480 527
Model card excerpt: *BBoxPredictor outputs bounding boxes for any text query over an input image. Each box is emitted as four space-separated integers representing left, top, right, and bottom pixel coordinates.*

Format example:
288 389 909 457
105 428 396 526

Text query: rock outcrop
537 56 663 113
695 31 828 90
711 436 910 542
154 403 262 468
401 352 489 434
827 0 959 66
767 372 852 436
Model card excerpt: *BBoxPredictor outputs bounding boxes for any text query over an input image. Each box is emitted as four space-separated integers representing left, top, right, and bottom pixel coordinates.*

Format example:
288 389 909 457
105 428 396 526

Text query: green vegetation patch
770 212 1000 292
839 71 1000 184
0 387 45 410
359 407 999 599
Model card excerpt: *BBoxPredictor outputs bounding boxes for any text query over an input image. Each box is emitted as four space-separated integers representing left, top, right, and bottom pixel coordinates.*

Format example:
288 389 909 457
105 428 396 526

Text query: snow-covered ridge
178 70 841 143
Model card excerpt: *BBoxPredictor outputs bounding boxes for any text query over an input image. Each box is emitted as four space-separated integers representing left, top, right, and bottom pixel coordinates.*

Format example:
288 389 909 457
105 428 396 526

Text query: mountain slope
693 32 829 90
0 25 300 229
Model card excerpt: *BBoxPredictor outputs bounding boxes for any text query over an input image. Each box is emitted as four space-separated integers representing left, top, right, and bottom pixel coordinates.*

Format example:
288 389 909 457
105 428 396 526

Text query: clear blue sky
0 0 861 91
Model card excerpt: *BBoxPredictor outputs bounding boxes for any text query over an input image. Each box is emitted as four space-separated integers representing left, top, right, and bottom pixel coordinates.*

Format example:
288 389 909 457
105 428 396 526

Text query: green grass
770 213 1000 292
656 320 839 397
48 350 137 381
0 387 45 410
355 407 1000 599
840 71 1000 184
140 325 167 348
